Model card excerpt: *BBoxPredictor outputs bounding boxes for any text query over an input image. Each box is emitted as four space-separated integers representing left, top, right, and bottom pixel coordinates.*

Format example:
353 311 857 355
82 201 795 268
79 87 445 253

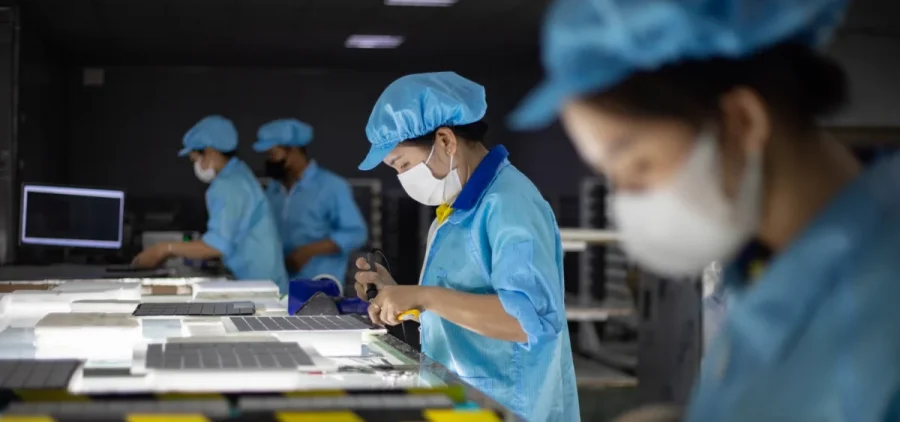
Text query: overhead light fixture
345 35 405 49
385 0 458 6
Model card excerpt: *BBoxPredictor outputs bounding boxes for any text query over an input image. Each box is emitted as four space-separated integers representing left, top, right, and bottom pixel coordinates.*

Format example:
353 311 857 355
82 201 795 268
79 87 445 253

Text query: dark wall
18 11 68 186
0 6 16 264
56 65 592 225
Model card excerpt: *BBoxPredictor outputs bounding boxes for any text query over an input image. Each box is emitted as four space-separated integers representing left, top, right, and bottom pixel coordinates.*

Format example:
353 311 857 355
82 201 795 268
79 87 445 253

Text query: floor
579 386 641 421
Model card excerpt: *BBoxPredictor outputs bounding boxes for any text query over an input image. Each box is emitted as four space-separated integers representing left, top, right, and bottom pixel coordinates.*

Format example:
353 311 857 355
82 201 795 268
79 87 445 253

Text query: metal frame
373 334 522 421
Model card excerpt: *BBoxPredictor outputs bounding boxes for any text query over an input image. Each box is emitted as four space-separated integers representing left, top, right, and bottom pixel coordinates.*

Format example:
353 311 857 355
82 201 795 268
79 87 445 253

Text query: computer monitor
20 184 125 249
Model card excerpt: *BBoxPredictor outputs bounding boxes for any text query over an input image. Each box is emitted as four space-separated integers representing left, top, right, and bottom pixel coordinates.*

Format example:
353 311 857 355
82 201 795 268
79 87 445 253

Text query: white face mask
193 159 217 183
611 130 762 278
398 146 463 207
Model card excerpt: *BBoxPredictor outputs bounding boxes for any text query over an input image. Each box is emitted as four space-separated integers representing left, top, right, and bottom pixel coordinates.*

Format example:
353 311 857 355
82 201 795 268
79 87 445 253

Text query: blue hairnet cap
359 72 487 171
509 0 850 130
253 119 314 152
178 115 239 156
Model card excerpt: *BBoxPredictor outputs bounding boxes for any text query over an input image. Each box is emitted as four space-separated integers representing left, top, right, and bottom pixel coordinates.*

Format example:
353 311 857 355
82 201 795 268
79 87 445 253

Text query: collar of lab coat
722 153 900 363
297 160 320 189
444 145 510 224
219 157 240 176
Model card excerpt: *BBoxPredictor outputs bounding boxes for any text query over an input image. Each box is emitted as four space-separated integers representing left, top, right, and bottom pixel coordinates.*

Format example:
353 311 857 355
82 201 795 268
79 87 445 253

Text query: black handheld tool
365 252 378 301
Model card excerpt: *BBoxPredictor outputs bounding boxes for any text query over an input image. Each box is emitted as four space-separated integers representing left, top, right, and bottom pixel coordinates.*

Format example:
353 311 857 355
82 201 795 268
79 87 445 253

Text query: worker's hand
371 285 427 326
352 257 397 300
131 244 170 269
612 405 683 422
286 245 315 274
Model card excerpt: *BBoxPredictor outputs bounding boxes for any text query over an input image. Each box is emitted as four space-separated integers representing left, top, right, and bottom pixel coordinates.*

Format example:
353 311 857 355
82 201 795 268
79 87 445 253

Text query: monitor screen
20 185 125 249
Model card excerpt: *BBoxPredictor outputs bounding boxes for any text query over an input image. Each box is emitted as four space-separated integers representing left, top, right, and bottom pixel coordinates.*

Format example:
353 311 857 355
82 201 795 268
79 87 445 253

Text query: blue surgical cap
253 119 314 152
178 115 239 156
358 72 487 171
509 0 850 130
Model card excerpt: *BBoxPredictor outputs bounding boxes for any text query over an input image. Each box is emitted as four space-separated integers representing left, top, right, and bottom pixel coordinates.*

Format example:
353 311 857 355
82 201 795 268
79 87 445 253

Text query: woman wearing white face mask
354 72 579 422
132 115 288 293
512 1 900 421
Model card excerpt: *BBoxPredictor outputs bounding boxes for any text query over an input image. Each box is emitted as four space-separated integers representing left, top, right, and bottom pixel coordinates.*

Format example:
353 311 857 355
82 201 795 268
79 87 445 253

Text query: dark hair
194 149 238 158
588 42 849 133
407 120 489 146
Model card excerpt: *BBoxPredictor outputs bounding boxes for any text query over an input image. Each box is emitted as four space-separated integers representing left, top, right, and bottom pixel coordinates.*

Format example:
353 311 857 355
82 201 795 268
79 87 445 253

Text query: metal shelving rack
562 177 703 405
347 178 383 251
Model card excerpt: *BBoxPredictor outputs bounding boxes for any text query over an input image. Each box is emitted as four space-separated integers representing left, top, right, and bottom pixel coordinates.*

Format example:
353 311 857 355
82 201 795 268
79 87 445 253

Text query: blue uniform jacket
264 161 368 282
202 158 289 292
420 145 580 422
687 154 900 422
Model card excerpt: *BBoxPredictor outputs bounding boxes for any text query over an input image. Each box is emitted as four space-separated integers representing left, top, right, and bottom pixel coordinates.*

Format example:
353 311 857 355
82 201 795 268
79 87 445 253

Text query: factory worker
253 119 368 282
133 115 289 292
354 72 579 422
511 0 900 421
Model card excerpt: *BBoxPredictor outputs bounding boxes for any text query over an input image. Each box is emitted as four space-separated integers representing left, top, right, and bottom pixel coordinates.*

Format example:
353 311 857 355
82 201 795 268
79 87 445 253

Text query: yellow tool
398 309 420 322
397 310 420 343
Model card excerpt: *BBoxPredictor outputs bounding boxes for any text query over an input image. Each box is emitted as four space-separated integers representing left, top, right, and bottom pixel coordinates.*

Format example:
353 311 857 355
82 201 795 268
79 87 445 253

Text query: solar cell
0 359 81 389
132 301 255 317
229 315 371 333
145 342 314 370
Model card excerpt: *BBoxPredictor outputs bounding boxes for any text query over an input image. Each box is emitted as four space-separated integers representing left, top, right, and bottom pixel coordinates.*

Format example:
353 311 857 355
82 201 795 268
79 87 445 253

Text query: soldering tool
362 249 419 343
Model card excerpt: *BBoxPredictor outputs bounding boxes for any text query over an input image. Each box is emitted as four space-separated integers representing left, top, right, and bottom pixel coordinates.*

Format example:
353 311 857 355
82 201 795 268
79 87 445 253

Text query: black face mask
264 159 288 181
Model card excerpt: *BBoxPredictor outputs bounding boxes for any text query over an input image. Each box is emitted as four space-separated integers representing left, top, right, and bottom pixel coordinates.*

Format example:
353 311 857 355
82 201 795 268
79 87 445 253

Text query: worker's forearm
286 240 340 273
168 241 222 260
421 287 527 343
302 239 340 256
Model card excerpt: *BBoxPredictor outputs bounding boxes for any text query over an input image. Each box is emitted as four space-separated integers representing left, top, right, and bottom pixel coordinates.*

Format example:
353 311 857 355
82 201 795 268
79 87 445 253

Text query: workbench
0 277 517 421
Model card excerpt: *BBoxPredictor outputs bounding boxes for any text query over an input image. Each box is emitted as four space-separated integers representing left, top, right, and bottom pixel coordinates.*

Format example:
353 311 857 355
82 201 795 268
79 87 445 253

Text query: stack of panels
0 359 81 389
145 342 314 370
133 301 256 317
229 315 370 333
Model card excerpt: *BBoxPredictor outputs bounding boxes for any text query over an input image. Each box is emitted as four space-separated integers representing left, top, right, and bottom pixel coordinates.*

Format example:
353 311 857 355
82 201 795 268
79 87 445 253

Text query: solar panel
145 342 314 370
239 393 454 412
3 394 453 416
132 301 256 317
0 359 81 389
5 400 230 417
229 315 371 333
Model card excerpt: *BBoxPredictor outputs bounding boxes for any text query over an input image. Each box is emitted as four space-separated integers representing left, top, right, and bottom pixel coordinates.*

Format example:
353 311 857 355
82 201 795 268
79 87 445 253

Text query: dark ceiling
19 0 552 68
840 0 900 38
18 0 900 69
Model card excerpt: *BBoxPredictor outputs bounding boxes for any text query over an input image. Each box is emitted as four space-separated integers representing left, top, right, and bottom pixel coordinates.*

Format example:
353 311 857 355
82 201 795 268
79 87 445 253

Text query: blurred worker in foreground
254 119 368 282
354 72 579 422
512 0 900 421
133 115 289 292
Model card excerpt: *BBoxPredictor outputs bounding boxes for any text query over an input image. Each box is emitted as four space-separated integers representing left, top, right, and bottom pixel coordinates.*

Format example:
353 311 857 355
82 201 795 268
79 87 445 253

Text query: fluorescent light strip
345 35 405 49
20 237 122 249
24 185 125 199
385 0 458 6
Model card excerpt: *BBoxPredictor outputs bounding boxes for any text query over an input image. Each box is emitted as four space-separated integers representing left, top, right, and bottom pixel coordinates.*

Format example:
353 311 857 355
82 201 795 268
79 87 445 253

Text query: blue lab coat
419 146 580 422
264 161 368 282
687 154 900 421
202 158 289 293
